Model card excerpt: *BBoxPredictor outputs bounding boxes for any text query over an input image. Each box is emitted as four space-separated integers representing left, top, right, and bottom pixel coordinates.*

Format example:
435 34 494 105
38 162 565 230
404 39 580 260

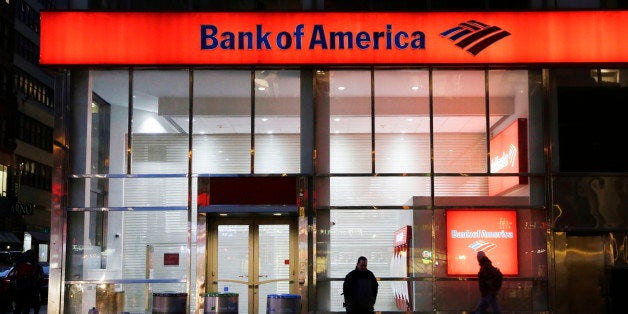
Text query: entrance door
207 218 296 314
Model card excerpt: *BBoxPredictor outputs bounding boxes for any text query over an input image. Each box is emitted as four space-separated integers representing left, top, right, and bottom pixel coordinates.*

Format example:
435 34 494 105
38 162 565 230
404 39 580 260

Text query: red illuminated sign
40 11 628 65
489 118 528 196
446 210 518 276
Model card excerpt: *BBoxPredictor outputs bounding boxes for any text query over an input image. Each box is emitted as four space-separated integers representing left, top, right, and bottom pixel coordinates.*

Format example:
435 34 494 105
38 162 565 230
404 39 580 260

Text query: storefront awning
0 231 21 244
27 231 50 243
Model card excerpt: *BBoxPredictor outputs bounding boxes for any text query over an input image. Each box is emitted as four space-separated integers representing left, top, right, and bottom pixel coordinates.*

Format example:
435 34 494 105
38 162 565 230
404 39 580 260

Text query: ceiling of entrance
93 70 527 134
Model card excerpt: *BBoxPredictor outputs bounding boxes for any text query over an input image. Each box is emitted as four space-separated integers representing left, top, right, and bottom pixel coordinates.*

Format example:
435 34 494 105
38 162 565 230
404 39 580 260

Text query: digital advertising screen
488 118 528 196
446 210 518 276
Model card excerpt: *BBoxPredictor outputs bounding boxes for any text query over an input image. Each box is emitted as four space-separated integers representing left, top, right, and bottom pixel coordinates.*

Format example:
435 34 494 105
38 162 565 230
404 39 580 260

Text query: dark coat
342 267 379 312
478 256 502 297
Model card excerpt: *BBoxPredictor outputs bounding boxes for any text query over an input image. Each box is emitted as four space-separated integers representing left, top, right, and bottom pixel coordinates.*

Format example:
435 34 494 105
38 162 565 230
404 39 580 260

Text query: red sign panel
200 177 297 205
164 253 180 266
488 118 528 196
446 210 518 276
40 11 628 65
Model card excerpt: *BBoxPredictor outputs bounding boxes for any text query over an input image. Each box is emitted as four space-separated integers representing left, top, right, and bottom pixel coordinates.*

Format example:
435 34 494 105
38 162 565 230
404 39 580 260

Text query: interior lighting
411 86 419 90
337 86 346 90
261 118 268 122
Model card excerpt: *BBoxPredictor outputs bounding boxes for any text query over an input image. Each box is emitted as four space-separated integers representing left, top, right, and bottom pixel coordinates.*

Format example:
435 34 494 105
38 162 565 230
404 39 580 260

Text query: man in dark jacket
474 251 502 314
343 256 378 313
10 250 43 314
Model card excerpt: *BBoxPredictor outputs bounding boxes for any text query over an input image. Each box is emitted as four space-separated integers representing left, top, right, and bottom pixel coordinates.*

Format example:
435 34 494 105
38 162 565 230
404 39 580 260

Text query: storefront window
330 70 371 173
374 69 431 174
432 69 487 174
131 69 190 174
65 66 544 313
254 70 301 174
192 70 251 174
322 68 540 312
329 209 413 311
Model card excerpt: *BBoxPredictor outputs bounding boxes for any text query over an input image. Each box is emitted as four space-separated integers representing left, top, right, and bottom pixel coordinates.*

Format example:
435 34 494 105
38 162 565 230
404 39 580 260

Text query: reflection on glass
92 70 129 174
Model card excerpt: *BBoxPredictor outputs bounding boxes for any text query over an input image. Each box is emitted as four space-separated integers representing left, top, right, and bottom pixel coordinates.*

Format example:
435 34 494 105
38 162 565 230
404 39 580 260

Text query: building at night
0 0 54 265
38 1 628 313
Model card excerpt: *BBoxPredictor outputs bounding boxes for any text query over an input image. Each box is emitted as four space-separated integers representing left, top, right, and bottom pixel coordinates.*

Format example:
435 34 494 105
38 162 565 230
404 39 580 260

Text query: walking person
474 251 503 314
342 256 378 314
9 250 42 314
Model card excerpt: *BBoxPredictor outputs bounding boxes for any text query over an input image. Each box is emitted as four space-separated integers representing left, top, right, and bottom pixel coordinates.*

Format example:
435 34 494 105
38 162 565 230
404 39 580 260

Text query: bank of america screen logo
441 20 511 55
469 240 498 253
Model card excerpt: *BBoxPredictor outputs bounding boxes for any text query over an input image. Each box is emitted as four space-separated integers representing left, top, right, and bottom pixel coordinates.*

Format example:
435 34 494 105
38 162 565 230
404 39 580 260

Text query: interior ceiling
93 70 526 134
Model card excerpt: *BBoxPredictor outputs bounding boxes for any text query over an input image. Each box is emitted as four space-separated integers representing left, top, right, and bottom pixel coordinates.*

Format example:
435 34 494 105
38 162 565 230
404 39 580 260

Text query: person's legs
474 295 489 314
488 294 501 313
13 291 29 314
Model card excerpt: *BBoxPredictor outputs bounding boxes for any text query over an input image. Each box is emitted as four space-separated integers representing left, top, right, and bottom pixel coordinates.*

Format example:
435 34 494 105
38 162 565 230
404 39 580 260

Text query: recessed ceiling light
267 131 273 134
411 86 419 91
334 118 340 122
258 87 266 91
406 118 413 121
261 118 268 122
337 86 346 91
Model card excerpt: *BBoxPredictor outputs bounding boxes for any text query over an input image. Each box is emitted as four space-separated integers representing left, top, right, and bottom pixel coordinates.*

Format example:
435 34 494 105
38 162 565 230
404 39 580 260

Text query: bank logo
441 20 510 55
469 240 498 253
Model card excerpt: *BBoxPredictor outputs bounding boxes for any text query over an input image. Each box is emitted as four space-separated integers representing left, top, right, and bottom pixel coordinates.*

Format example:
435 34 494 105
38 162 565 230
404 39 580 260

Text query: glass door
208 218 296 314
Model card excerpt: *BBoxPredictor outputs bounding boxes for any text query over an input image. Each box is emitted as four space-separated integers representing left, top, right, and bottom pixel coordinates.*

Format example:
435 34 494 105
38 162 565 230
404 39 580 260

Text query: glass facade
32 1 628 313
58 67 550 313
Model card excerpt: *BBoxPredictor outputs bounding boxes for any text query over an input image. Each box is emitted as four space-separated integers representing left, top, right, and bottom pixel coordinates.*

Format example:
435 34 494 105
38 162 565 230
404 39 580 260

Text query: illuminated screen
446 210 518 276
488 118 528 196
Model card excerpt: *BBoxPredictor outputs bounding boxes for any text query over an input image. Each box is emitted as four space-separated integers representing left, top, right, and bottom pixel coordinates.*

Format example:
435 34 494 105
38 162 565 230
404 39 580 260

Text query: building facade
42 1 628 314
0 0 54 264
